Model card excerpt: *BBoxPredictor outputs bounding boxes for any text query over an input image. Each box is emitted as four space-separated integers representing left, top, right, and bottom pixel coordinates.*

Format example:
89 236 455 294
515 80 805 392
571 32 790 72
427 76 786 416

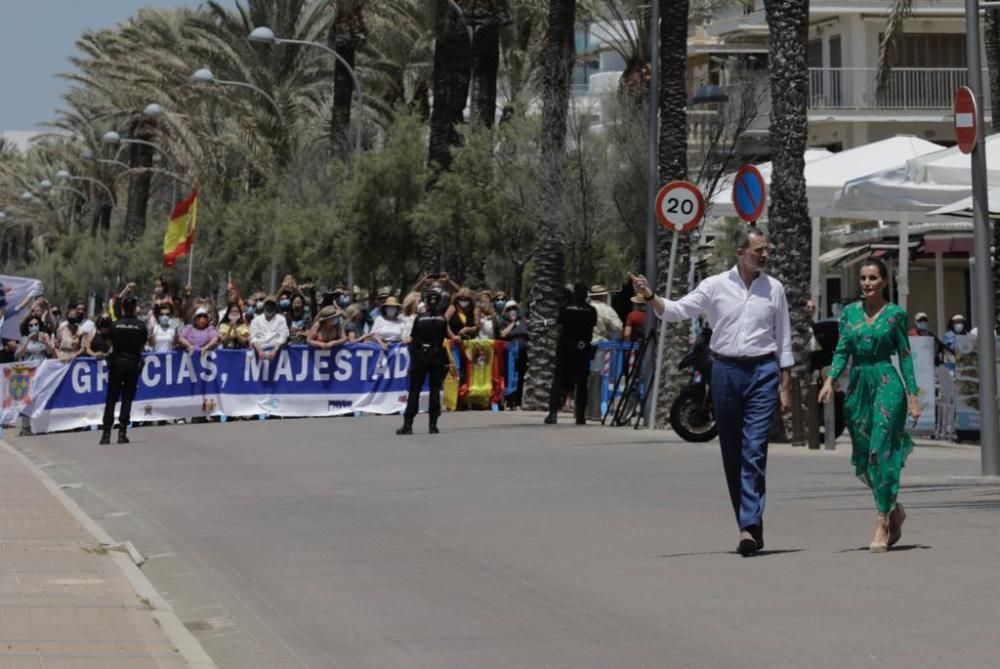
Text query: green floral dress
828 302 918 514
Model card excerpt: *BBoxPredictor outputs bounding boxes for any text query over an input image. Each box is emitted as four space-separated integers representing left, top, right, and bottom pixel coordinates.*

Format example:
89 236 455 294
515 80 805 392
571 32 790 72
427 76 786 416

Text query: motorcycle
668 322 847 443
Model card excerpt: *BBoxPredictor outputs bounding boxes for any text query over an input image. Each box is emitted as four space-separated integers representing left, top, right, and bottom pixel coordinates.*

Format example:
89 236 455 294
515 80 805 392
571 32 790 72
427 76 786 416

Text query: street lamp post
192 67 284 122
247 26 363 156
56 170 116 202
247 28 366 290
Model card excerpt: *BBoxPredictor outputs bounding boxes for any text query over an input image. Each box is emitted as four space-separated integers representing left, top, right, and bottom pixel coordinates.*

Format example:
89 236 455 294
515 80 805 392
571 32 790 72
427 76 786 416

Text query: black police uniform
401 310 449 431
101 314 148 440
547 302 598 423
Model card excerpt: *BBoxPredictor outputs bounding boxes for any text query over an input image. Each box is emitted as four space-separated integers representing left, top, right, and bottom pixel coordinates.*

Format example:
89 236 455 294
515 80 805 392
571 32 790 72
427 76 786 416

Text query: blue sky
0 0 198 131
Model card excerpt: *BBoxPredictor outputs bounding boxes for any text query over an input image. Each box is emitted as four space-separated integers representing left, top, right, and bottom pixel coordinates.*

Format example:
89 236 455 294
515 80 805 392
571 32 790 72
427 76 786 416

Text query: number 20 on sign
655 181 705 233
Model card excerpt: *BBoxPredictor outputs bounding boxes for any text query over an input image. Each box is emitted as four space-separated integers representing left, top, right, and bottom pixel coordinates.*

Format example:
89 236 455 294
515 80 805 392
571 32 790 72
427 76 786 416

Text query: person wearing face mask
369 296 407 348
249 296 289 361
446 288 479 341
54 303 87 362
285 294 312 345
219 303 250 349
16 316 55 362
397 289 450 435
179 308 220 353
475 291 499 340
149 305 179 353
943 314 967 353
100 296 148 445
500 301 529 410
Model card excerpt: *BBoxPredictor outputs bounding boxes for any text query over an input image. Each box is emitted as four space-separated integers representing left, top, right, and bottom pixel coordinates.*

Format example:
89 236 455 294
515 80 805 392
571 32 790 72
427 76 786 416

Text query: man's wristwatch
642 288 654 300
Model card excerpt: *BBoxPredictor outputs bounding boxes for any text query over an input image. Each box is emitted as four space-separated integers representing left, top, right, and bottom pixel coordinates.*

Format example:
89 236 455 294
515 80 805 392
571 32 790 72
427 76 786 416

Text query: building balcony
808 67 991 111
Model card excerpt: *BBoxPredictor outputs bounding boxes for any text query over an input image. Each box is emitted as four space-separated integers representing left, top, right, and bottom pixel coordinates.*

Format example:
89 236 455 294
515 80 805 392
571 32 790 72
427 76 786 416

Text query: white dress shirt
250 313 289 350
655 266 794 368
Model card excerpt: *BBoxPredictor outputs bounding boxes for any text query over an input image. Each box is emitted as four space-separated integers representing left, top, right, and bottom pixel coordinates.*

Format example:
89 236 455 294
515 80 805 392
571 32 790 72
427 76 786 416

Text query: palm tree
329 0 368 158
467 1 513 128
648 0 696 424
428 0 474 170
522 0 576 410
763 0 811 441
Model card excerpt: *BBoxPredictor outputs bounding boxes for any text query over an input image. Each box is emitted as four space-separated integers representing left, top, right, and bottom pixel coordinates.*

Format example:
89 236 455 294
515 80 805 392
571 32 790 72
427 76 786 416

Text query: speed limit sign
655 181 705 233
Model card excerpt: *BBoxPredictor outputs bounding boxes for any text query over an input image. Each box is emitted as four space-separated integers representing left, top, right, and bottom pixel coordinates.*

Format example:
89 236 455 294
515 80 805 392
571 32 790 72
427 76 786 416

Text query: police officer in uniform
100 295 148 444
397 289 449 435
544 282 598 425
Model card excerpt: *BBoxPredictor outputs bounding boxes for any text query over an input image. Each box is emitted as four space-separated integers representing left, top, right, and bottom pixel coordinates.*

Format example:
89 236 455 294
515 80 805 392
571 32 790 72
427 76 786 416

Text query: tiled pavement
0 438 213 669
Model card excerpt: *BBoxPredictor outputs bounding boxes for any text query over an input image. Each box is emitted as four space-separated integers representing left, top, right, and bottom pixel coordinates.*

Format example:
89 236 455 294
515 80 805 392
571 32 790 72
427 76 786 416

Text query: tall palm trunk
523 0 576 410
985 11 1000 311
329 1 366 159
428 1 474 170
764 0 812 441
653 0 693 425
122 121 155 244
470 24 501 128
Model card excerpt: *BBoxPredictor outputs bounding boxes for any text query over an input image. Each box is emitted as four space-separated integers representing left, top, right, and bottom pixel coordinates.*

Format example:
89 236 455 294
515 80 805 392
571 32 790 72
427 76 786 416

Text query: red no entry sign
954 86 977 155
655 181 705 233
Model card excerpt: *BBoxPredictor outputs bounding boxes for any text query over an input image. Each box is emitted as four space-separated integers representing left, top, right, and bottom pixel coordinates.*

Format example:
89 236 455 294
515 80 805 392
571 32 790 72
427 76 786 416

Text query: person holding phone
818 257 921 553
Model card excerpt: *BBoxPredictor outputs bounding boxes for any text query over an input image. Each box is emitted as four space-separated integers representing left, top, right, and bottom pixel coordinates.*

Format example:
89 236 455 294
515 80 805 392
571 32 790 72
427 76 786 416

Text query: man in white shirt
631 226 793 556
249 296 289 360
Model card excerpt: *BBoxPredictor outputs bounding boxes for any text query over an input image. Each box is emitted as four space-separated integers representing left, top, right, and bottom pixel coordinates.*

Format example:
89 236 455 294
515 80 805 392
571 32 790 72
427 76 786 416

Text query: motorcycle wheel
669 385 718 442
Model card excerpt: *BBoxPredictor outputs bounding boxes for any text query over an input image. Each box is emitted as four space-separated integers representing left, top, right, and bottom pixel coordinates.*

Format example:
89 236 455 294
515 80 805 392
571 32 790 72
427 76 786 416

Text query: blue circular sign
732 165 767 222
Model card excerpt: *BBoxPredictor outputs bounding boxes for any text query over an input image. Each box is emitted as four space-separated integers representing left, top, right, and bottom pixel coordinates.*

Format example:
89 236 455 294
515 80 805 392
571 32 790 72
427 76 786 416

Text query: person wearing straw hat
588 284 623 341
307 305 348 349
624 294 647 343
370 295 406 348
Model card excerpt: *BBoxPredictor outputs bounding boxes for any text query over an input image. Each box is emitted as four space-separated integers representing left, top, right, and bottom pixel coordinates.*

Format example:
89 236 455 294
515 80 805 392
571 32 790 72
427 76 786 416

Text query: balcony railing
808 67 991 110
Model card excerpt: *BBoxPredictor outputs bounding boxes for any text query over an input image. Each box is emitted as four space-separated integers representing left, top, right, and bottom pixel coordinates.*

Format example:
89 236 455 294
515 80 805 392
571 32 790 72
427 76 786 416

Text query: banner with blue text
24 344 424 434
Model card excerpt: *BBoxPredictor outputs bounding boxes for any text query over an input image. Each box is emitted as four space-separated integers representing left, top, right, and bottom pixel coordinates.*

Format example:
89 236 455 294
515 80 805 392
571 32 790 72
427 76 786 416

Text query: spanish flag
163 190 198 267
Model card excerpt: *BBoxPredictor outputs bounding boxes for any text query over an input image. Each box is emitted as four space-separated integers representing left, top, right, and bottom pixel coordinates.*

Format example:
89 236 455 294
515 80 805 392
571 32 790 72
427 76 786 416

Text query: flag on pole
163 189 199 267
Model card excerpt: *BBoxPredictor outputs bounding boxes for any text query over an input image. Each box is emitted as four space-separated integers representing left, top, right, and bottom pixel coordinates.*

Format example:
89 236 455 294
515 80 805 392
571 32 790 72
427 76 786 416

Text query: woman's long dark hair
859 257 891 301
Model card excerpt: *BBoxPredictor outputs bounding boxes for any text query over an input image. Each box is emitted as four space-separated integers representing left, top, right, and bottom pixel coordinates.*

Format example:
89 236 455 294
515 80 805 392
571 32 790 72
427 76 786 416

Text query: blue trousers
711 359 780 533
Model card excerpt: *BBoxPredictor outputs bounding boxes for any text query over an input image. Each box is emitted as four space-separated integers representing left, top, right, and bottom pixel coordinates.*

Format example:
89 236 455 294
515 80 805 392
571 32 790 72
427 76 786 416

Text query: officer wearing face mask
397 289 449 435
908 312 933 337
544 283 598 425
100 296 148 445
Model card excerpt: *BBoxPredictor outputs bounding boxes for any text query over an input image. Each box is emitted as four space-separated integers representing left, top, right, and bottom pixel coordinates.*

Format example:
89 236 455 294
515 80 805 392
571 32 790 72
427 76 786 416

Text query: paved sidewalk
0 436 215 668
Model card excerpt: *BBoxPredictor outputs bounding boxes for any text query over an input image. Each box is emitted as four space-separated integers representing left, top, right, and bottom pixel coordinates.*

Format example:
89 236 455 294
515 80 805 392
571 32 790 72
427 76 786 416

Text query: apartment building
705 0 987 151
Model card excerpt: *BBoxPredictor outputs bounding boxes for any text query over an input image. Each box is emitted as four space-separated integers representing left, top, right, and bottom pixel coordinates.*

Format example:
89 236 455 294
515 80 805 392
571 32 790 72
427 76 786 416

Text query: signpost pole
961 3 1000 475
648 231 679 429
647 181 705 429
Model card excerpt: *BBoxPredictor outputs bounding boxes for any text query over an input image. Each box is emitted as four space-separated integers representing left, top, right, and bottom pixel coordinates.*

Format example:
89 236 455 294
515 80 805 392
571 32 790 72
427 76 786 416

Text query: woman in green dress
819 258 922 552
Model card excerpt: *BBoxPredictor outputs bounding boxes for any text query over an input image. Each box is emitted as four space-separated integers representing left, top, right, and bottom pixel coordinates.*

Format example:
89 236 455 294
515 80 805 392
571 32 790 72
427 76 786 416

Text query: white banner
16 346 428 434
0 275 44 341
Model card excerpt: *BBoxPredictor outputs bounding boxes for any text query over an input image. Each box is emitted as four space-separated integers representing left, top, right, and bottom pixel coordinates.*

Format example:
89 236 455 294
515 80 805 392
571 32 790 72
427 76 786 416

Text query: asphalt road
8 413 1000 669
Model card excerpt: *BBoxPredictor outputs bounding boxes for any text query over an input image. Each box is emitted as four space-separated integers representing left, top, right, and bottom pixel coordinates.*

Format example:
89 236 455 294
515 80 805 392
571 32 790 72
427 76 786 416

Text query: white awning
710 136 944 219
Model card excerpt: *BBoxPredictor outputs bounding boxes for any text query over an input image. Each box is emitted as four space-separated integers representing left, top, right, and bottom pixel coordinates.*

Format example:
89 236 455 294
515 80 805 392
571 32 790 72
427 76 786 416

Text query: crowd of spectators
1 274 647 415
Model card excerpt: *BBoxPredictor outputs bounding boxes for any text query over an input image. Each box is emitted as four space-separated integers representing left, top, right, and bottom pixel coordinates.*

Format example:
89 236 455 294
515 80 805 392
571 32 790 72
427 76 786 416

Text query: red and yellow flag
163 190 199 267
